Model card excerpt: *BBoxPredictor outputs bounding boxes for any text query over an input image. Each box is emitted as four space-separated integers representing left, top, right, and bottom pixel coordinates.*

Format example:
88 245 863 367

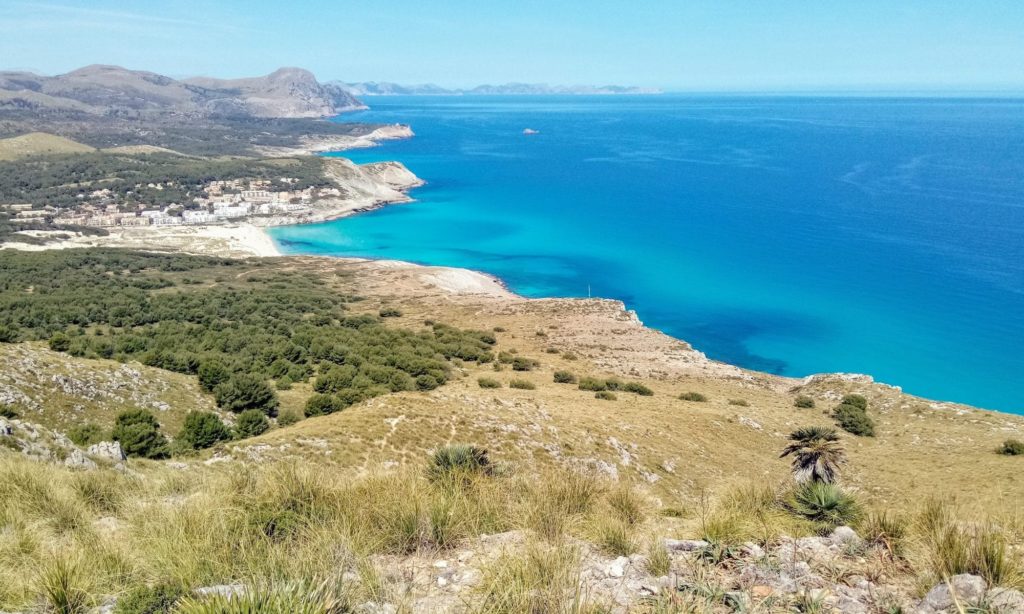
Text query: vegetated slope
0 131 95 160
0 251 1023 612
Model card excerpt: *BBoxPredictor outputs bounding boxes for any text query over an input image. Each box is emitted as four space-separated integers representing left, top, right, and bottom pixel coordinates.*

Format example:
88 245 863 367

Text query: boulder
830 526 863 548
64 448 97 470
989 587 1024 613
87 441 126 462
920 574 986 611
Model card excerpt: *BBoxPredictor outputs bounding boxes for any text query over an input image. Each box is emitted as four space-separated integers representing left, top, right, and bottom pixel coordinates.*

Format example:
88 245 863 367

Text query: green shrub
276 409 302 427
789 482 861 528
236 409 270 439
840 394 868 411
114 582 184 614
512 357 539 371
215 374 279 415
178 411 232 450
595 391 617 401
304 393 346 417
477 377 502 389
416 374 440 390
492 326 506 333
545 347 560 354
427 444 492 482
678 391 707 402
794 395 815 409
578 377 607 392
275 375 293 390
197 359 230 393
112 409 168 459
553 371 576 384
379 307 403 318
66 422 105 447
623 382 654 396
0 324 18 343
0 403 19 419
509 379 536 390
728 399 749 406
562 352 578 361
604 377 623 391
997 439 1024 456
497 351 514 364
48 332 71 352
834 403 875 437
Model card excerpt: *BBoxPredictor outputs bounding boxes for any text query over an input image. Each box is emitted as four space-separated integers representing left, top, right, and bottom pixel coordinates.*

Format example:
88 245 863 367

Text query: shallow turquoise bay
269 96 1024 414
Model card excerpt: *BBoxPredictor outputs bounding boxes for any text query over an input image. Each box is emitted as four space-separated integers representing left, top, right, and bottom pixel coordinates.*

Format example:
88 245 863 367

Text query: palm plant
780 426 846 484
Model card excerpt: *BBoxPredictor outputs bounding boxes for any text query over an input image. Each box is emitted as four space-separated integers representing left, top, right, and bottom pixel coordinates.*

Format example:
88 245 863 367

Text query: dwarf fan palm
780 426 846 483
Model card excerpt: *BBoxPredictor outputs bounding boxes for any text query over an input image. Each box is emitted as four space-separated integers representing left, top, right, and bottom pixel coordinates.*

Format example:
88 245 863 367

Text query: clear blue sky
1 0 1022 91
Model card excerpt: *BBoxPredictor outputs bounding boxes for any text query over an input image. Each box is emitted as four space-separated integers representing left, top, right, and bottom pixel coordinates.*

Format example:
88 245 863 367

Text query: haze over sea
269 96 1024 414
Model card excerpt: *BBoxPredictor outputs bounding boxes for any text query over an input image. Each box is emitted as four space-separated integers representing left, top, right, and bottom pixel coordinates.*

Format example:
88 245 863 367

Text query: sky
1 1 1023 92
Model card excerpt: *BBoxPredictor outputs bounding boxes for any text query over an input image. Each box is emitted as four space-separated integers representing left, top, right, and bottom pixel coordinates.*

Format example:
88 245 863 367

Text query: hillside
0 65 364 119
0 250 1022 612
0 131 95 160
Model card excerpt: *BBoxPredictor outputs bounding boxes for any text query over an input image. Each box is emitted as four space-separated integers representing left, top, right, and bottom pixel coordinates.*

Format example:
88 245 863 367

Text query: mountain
336 81 663 96
0 65 365 119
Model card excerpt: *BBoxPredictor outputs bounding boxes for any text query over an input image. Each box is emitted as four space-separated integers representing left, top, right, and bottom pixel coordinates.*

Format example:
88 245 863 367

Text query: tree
198 359 230 392
780 426 846 483
179 411 232 450
235 409 269 439
112 409 169 459
214 373 278 415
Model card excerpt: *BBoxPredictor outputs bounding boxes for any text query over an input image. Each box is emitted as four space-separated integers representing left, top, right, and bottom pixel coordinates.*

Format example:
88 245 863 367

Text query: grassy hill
0 131 95 160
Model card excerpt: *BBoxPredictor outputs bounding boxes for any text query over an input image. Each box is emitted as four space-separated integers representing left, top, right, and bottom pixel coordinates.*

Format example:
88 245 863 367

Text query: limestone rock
87 441 126 462
920 575 986 611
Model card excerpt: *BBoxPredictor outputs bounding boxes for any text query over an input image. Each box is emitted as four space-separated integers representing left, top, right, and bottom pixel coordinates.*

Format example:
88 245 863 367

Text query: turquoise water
269 96 1024 414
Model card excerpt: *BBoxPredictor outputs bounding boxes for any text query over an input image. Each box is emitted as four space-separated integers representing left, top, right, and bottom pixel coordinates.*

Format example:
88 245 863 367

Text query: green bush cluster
552 370 576 384
833 394 875 437
577 377 651 396
178 412 232 450
477 377 502 389
509 379 536 390
426 444 492 482
678 391 707 402
794 395 816 408
0 250 497 420
595 391 617 401
997 439 1024 456
112 410 169 459
511 357 540 371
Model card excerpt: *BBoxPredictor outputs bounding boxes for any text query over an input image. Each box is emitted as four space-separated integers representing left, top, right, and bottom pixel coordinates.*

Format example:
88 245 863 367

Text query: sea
268 95 1024 414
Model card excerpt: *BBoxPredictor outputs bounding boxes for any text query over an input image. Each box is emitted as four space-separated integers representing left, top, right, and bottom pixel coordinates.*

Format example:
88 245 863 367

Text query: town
0 177 345 227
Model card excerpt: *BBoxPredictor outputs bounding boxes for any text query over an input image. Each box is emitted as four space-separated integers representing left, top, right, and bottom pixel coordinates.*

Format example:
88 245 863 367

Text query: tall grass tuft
37 557 92 614
173 580 348 614
471 543 594 614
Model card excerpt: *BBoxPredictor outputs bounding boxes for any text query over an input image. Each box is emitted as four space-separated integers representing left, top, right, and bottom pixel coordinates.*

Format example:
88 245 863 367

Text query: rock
830 526 863 548
741 542 766 559
989 587 1024 613
664 538 709 552
920 574 986 610
64 448 98 470
87 441 126 462
356 602 397 614
194 584 246 598
605 556 629 578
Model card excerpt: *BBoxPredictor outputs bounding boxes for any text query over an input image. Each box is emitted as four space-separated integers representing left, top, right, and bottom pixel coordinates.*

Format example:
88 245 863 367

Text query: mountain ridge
0 64 365 119
336 81 663 96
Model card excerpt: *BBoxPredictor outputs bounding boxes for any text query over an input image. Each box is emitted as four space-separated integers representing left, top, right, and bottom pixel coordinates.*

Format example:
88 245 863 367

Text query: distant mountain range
0 65 365 119
335 82 663 96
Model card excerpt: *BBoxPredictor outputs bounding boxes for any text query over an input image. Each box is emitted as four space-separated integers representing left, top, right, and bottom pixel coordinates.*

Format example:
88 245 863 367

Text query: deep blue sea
269 96 1024 414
